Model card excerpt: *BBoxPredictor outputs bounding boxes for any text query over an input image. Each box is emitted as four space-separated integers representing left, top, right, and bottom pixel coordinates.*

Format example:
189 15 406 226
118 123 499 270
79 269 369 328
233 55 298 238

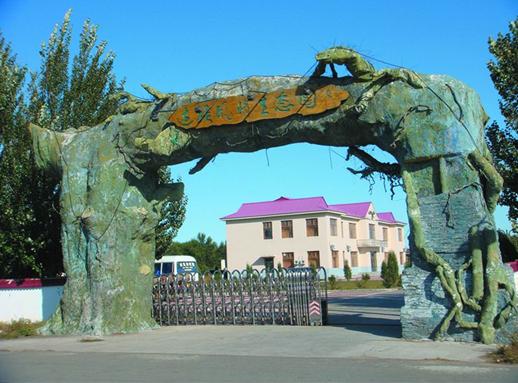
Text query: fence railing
152 268 327 326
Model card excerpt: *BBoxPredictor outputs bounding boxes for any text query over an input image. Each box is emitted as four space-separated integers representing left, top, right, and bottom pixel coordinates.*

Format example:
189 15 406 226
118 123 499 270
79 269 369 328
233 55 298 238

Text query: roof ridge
244 195 326 204
329 201 372 206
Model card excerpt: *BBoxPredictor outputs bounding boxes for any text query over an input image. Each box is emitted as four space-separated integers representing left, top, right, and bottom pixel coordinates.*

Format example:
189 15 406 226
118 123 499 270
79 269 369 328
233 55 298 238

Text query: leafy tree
343 259 352 281
0 34 37 276
0 11 123 277
168 233 226 272
486 18 518 231
498 230 518 263
155 168 187 259
381 260 387 279
381 251 400 288
29 11 121 132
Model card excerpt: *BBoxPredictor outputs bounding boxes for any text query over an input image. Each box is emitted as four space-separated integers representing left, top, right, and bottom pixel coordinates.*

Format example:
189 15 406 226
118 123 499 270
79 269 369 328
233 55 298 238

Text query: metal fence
152 268 327 326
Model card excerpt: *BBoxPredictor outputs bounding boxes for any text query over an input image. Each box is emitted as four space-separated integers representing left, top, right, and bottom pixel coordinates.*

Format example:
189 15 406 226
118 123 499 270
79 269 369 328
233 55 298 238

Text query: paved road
2 351 516 383
327 289 403 337
1 289 516 383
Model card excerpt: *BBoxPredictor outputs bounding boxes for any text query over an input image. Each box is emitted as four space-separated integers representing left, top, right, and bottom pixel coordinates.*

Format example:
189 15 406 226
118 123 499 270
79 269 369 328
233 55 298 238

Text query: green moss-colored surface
28 54 516 342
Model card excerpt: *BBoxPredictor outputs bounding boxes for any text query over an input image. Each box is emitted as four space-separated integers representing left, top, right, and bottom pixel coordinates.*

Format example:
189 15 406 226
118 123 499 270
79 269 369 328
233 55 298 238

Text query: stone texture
28 66 516 342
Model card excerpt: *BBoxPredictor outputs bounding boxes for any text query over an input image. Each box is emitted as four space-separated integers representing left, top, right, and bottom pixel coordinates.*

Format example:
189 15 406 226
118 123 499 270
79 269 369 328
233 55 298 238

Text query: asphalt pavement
1 289 516 383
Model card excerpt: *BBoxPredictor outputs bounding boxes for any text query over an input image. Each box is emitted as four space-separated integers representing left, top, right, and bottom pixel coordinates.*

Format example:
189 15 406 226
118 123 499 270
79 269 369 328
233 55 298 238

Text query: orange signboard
168 84 349 129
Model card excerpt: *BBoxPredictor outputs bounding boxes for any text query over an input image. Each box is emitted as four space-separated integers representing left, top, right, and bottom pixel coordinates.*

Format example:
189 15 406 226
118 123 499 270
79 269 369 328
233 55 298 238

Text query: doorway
370 252 377 272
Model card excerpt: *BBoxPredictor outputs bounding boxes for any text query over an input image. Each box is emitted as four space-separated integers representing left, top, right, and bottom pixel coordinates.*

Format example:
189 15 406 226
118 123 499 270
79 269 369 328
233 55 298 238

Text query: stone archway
29 54 516 343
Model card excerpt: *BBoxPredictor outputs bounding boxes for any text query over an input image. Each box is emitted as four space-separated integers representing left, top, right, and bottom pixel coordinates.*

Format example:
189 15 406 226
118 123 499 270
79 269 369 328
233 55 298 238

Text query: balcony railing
356 239 388 249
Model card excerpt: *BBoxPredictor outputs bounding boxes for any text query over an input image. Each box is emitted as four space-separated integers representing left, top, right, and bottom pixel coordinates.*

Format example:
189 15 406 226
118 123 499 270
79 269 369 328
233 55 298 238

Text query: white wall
0 285 63 322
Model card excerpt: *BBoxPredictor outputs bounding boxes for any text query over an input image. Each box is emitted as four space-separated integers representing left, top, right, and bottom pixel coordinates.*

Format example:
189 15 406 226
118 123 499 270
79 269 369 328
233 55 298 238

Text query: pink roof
222 196 329 220
328 202 371 218
377 212 398 224
222 196 403 224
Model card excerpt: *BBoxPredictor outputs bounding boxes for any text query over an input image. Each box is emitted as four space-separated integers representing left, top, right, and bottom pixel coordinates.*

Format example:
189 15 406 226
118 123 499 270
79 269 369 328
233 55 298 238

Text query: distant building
221 196 406 277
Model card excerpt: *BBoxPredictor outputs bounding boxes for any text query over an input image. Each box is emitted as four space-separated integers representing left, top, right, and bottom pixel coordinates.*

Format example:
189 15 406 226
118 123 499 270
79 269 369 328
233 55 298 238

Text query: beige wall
226 212 342 270
225 207 406 274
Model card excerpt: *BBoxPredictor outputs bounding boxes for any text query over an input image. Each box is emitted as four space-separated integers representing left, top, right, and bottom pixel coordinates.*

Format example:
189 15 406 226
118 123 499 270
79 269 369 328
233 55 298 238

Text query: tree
155 168 187 259
343 260 352 281
486 18 518 232
381 260 387 282
168 233 226 272
0 11 123 277
498 230 518 263
0 34 37 276
381 251 400 288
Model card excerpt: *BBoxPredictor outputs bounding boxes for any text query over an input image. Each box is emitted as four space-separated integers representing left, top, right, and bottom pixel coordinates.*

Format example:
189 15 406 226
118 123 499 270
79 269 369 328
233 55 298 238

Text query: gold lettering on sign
168 84 349 129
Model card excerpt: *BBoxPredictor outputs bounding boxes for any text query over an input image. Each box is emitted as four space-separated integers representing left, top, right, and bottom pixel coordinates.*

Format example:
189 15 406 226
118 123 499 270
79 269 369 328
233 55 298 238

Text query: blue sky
1 0 516 243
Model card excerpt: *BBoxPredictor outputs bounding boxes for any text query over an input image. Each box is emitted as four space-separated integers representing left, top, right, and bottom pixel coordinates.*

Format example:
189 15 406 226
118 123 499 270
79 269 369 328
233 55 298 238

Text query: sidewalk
0 290 496 364
0 325 497 363
1 290 515 383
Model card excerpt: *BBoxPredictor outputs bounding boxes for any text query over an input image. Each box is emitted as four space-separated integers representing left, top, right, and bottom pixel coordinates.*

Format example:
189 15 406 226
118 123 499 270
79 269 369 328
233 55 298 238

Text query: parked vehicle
154 255 199 281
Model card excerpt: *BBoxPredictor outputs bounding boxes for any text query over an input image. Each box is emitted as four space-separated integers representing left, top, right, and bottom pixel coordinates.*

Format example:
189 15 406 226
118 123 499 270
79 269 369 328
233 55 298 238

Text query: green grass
328 279 389 290
0 319 42 339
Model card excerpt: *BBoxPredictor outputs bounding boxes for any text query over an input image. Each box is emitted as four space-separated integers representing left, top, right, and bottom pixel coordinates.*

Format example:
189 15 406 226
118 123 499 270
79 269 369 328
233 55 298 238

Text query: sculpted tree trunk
30 67 516 341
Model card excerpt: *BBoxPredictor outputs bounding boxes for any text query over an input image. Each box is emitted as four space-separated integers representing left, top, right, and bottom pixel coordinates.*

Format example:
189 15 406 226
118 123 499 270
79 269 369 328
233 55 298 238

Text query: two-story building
221 196 406 277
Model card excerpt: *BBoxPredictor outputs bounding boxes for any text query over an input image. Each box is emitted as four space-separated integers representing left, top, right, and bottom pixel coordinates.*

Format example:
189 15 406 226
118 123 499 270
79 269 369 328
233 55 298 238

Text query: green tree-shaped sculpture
28 47 516 343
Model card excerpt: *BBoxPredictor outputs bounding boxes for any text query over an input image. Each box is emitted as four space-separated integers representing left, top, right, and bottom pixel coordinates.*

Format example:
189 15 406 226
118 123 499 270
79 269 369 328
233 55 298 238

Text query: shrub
0 319 41 339
490 334 518 364
381 252 400 287
356 273 370 288
343 260 352 281
328 275 337 289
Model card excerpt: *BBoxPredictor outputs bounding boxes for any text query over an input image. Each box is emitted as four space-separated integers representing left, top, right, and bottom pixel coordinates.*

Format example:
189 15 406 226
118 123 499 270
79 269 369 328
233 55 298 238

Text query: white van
154 255 199 281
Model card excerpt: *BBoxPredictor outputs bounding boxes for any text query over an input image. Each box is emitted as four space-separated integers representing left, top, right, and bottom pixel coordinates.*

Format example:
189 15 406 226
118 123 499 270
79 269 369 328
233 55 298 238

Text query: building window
282 252 294 268
263 222 272 240
400 252 405 264
384 252 389 263
281 220 293 238
263 257 274 270
382 227 388 242
348 223 357 239
351 251 359 267
398 228 403 241
308 251 320 268
332 250 339 268
306 218 319 237
369 224 376 240
330 218 337 236
341 220 344 238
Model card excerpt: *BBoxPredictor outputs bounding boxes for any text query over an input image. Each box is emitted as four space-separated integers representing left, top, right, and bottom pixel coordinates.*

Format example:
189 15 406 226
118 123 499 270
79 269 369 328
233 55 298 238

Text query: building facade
222 196 406 277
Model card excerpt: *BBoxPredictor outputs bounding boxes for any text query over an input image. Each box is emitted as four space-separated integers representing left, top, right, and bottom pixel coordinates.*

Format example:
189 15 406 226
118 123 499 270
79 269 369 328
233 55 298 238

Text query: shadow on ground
326 290 403 338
